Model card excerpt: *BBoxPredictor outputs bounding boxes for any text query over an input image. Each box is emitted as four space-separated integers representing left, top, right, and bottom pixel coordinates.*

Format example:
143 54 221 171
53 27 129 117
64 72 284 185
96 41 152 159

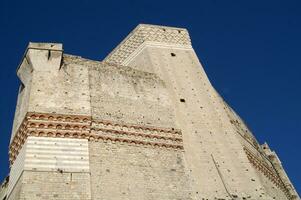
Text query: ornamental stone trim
9 112 184 165
243 147 292 199
104 24 192 65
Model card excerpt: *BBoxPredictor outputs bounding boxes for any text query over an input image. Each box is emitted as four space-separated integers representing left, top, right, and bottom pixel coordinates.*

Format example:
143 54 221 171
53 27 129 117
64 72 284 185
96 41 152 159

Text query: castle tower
1 24 299 200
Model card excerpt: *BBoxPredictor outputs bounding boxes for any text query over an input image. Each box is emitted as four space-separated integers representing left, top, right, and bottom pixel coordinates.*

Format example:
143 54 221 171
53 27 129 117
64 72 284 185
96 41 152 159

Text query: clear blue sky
0 0 300 194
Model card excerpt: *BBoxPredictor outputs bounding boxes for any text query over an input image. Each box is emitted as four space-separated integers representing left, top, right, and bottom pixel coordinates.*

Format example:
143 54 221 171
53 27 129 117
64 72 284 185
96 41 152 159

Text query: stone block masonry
1 24 299 200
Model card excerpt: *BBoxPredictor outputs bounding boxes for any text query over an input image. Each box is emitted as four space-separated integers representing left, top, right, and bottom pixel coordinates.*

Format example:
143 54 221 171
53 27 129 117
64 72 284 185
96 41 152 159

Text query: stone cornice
104 24 192 65
9 112 184 165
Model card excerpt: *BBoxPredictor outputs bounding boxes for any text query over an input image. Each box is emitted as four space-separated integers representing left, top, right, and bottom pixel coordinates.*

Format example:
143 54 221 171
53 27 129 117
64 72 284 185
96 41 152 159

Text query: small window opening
47 50 51 60
20 83 25 93
171 53 176 57
180 98 186 103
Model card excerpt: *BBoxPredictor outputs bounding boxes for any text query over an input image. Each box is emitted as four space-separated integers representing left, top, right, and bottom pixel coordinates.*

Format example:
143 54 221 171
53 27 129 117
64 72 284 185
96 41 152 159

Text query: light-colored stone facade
1 24 299 200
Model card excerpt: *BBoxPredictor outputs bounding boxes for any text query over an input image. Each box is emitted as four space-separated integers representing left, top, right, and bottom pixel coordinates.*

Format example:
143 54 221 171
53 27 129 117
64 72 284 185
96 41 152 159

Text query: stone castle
0 24 299 200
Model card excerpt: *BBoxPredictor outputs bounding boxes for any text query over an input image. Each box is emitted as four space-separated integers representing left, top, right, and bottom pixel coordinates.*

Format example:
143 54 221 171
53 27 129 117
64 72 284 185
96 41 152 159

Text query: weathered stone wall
8 42 187 200
6 24 299 200
11 73 32 143
104 24 298 199
28 58 91 116
11 44 91 143
136 47 259 199
88 61 175 128
7 138 26 197
8 45 93 200
122 48 155 73
13 171 91 200
7 174 22 200
0 177 9 200
7 135 91 200
131 45 294 199
220 91 294 199
89 141 192 200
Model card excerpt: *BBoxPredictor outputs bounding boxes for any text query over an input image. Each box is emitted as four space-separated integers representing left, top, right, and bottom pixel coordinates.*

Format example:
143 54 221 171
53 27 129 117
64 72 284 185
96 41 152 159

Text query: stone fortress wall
2 24 300 200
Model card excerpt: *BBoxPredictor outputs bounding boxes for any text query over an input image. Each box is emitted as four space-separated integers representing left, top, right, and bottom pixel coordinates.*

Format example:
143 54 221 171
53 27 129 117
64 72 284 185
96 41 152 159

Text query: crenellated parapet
104 24 192 65
17 42 63 79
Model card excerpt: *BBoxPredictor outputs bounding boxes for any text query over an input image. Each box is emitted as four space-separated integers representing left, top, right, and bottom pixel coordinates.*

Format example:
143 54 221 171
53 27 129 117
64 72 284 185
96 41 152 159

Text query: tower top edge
103 24 192 65
16 42 64 73
135 23 189 32
27 42 63 51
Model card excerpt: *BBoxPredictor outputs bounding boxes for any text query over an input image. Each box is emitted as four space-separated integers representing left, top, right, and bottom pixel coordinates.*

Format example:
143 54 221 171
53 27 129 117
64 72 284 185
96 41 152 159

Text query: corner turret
17 42 63 83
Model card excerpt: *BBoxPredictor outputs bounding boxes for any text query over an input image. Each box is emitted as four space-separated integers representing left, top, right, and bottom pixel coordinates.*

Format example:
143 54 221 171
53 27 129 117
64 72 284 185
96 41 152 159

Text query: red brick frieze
9 112 184 165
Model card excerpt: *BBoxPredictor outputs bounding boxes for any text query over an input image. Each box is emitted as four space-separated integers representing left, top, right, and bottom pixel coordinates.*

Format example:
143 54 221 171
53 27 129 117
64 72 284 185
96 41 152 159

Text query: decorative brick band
91 120 183 149
243 147 291 199
9 113 91 165
9 112 183 165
